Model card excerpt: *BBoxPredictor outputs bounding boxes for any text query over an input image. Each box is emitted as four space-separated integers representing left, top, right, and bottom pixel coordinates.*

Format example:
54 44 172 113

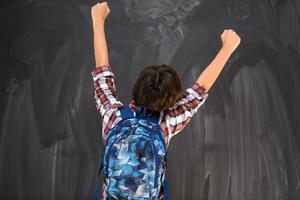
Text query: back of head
132 64 182 113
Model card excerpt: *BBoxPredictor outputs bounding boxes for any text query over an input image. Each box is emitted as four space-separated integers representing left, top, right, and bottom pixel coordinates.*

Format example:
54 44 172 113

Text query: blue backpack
93 105 169 200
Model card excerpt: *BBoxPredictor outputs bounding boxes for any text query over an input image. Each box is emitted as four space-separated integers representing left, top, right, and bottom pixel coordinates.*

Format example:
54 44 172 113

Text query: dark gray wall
1 0 300 199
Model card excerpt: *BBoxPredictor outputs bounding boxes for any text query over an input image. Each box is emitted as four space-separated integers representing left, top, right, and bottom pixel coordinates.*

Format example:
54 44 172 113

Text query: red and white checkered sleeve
164 82 208 142
91 65 123 140
91 65 123 116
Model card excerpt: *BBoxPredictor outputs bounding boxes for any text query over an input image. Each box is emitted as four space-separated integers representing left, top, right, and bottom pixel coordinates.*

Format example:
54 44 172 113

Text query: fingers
222 29 236 34
220 28 241 52
221 28 240 38
92 1 109 8
91 1 110 21
92 1 110 12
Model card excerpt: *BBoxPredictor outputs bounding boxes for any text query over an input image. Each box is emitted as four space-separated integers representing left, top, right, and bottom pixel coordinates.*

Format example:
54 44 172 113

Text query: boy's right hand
91 2 110 25
221 29 241 54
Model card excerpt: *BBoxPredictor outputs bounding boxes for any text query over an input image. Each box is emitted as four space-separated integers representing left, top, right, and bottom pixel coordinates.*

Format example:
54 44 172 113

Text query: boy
90 2 240 199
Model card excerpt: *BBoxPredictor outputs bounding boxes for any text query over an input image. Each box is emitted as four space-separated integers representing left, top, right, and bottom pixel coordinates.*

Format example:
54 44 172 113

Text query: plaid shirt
91 65 208 199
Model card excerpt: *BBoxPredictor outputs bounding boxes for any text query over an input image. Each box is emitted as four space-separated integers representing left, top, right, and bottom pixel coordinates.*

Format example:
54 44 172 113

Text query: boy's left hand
91 2 110 24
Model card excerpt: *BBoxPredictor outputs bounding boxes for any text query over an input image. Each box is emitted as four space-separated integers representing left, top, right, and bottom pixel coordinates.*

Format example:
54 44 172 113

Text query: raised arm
163 29 240 142
90 2 123 140
197 29 241 91
91 2 110 67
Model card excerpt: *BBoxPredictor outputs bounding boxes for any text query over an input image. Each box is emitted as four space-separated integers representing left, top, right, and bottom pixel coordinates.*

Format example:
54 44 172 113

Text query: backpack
93 105 169 200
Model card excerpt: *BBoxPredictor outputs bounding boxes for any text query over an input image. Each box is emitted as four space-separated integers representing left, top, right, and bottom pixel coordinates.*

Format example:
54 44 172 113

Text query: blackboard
1 0 300 199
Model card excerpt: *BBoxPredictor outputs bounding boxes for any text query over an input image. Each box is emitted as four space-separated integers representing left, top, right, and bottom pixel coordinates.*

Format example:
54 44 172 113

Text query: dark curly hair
132 64 182 113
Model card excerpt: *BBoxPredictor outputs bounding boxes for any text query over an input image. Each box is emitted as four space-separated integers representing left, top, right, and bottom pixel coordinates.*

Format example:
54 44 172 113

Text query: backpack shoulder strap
119 106 135 119
119 105 160 124
147 112 160 124
135 105 160 124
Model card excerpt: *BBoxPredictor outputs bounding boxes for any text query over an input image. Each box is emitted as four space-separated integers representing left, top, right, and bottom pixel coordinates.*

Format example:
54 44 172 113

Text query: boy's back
91 64 208 199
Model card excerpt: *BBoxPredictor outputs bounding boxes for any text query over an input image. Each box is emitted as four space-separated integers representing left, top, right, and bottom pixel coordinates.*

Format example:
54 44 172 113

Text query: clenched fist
221 29 241 54
91 2 110 24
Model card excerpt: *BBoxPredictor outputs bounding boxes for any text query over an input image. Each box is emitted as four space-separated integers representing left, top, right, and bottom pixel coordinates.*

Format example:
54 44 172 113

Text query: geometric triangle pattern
102 118 167 199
